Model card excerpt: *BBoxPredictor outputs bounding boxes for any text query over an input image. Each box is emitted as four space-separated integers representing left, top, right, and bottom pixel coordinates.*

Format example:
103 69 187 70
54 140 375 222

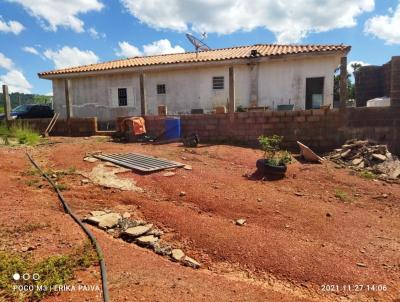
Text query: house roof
38 43 350 78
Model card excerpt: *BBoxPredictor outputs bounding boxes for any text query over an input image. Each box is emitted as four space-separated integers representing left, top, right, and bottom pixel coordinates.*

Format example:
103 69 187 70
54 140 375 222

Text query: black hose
26 152 110 302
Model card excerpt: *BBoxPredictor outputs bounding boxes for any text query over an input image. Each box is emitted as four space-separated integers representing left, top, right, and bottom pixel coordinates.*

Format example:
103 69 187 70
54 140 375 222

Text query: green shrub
258 135 292 166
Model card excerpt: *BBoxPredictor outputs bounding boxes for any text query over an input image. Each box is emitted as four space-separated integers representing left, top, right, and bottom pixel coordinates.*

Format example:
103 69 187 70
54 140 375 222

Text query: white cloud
44 46 99 69
8 0 104 32
22 46 39 55
88 27 106 39
143 39 185 55
0 52 33 93
0 70 32 93
347 60 369 74
115 39 185 57
0 52 14 70
116 41 142 57
0 17 24 34
364 4 400 44
121 0 374 43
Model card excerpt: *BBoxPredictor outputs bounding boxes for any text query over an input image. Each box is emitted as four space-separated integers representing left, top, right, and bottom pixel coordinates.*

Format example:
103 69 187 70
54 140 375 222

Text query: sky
0 0 399 95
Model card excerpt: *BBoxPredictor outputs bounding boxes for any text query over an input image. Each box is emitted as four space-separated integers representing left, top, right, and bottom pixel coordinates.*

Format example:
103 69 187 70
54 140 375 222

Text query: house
38 44 350 126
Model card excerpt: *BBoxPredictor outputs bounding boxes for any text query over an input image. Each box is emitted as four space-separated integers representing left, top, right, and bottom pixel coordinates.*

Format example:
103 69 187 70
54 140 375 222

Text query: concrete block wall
10 117 98 136
144 107 400 154
355 56 400 107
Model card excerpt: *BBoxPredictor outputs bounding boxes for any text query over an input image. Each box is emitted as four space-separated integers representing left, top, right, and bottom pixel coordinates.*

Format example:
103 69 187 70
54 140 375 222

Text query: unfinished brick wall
10 117 98 136
144 107 400 154
355 56 400 106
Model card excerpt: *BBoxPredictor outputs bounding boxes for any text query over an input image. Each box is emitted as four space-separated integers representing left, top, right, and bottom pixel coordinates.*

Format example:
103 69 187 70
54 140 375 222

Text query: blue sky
0 0 399 95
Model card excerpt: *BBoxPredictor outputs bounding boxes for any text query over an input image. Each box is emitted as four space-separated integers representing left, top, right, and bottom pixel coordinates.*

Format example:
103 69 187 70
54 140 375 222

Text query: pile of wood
326 139 400 180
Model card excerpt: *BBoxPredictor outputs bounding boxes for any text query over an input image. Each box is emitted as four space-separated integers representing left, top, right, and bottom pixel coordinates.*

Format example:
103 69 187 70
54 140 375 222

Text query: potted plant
257 135 292 178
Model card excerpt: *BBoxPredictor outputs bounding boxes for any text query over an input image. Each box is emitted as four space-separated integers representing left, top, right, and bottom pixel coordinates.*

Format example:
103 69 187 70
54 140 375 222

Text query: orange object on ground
120 117 146 135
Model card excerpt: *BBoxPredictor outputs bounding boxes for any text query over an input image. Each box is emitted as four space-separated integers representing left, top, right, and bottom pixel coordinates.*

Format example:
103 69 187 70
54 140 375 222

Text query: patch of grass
334 189 350 202
55 183 68 191
25 179 40 187
0 241 98 301
12 126 40 146
0 123 40 146
359 171 377 180
12 223 49 234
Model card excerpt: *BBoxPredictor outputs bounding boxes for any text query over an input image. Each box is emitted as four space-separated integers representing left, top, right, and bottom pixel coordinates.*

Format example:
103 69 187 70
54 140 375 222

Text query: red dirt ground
1 137 399 302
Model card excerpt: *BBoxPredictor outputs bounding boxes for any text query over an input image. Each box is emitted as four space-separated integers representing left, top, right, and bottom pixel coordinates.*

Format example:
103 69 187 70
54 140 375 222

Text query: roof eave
38 49 350 80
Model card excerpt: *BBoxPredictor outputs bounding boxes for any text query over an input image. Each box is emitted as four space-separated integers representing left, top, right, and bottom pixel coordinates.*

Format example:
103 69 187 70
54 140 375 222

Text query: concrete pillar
249 63 259 107
64 79 73 119
2 84 11 128
228 66 235 113
339 56 348 108
64 79 73 136
140 73 147 116
390 56 400 107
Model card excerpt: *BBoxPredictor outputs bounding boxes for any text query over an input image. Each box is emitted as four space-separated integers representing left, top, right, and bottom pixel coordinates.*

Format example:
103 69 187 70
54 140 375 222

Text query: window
118 88 127 106
157 84 166 95
212 76 224 89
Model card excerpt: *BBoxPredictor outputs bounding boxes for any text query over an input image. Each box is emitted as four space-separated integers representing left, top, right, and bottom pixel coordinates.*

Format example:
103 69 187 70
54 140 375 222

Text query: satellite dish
186 33 210 53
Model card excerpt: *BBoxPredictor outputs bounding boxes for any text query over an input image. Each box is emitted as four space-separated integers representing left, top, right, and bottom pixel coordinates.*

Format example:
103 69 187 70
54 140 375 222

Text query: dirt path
1 137 399 301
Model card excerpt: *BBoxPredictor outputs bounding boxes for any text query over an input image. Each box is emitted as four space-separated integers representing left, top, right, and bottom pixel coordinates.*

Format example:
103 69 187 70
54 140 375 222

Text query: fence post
2 85 11 128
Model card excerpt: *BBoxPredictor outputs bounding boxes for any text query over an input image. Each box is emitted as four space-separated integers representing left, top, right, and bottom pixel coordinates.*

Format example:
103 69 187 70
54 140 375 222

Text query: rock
182 256 201 269
179 191 186 197
84 157 98 163
257 198 262 202
356 262 367 268
89 210 106 217
147 228 164 237
340 149 351 158
21 246 29 252
326 212 332 218
163 172 176 177
123 224 153 238
294 192 305 196
153 243 172 256
135 235 159 247
352 158 363 166
86 212 121 229
382 193 388 198
183 165 192 170
235 219 246 226
122 212 131 219
81 179 90 184
171 249 185 261
372 154 386 161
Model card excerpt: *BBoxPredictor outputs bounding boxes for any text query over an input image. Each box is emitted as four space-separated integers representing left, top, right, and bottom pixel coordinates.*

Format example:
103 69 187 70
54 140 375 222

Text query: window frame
212 76 224 90
157 84 166 95
118 88 128 107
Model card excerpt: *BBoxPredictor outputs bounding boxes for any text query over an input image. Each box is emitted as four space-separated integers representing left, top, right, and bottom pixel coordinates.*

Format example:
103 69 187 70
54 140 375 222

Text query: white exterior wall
51 54 341 122
257 56 338 108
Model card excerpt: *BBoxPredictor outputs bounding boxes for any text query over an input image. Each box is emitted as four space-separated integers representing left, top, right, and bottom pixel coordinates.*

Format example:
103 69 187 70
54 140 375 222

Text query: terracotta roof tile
38 43 350 77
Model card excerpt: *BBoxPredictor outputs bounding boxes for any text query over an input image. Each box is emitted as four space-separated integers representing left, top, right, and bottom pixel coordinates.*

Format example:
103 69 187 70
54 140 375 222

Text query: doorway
306 77 324 109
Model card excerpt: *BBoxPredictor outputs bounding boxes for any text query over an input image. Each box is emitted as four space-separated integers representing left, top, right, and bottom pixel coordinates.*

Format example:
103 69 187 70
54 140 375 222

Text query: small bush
258 135 292 166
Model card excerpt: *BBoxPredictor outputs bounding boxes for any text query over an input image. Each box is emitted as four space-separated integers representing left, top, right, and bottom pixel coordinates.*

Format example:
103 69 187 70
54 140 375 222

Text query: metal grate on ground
93 153 184 172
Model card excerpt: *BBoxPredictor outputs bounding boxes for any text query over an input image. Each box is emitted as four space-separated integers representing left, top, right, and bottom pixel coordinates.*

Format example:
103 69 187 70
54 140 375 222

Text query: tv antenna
186 32 210 56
